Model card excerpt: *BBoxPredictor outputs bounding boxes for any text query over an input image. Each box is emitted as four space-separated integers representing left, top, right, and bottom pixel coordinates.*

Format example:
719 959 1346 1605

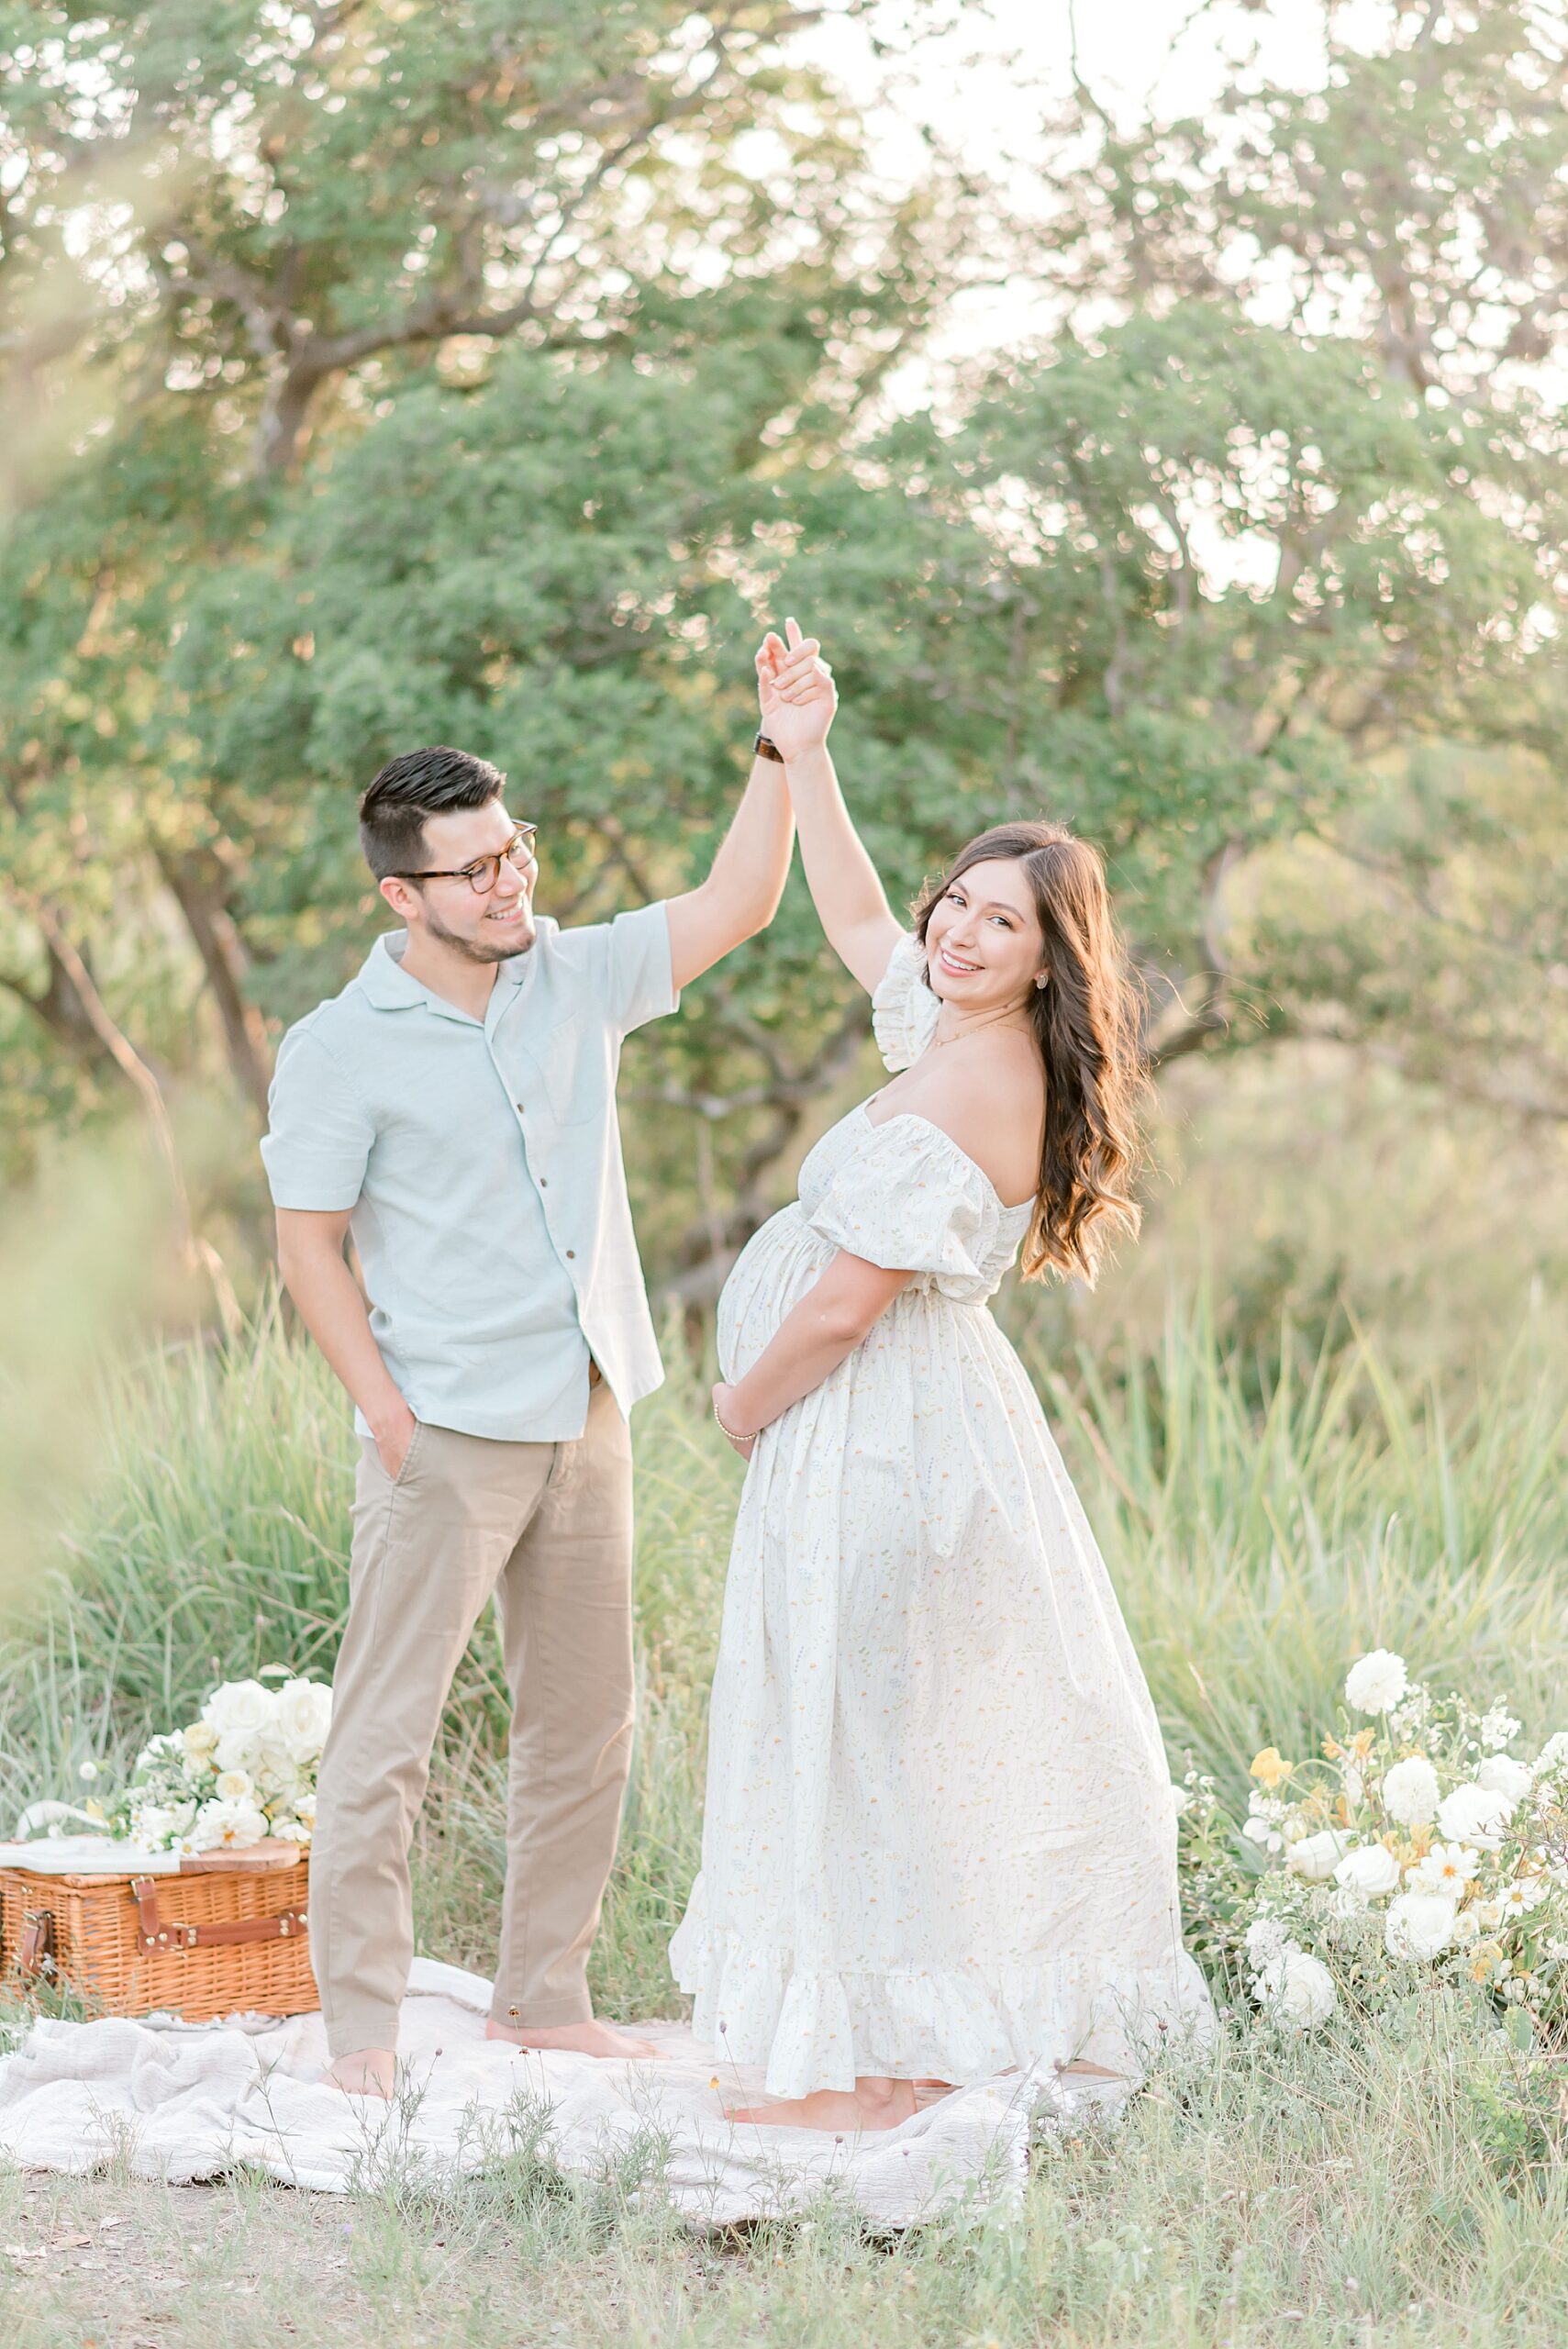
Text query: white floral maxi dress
670 934 1213 2097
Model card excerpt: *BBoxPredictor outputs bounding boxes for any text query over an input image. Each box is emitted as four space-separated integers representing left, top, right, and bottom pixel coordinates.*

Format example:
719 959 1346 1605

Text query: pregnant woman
669 622 1211 2132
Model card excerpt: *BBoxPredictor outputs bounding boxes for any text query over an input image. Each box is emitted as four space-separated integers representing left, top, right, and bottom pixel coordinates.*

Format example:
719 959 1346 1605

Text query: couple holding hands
261 622 1210 2133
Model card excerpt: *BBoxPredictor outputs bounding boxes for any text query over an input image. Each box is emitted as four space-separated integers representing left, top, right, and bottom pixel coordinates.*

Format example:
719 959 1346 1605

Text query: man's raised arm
662 733 795 992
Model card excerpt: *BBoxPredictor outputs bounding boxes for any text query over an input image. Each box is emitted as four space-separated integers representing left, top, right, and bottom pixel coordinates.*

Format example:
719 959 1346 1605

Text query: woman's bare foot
726 2075 922 2132
485 2016 661 2060
322 2047 396 2099
1056 2059 1124 2081
913 2076 958 2108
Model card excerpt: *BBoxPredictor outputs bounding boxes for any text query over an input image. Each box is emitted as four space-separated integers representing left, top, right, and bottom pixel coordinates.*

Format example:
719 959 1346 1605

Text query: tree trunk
658 1009 871 1312
21 895 242 1335
157 844 273 1119
0 934 117 1068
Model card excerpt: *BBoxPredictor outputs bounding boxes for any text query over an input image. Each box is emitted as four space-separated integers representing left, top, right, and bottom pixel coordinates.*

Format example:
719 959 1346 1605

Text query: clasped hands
756 616 837 762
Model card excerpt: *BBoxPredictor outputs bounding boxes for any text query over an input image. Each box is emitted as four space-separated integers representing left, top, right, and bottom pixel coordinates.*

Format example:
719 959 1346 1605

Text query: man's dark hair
358 746 506 881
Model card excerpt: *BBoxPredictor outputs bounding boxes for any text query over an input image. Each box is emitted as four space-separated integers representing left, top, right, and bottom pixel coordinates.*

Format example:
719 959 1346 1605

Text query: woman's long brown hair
913 820 1148 1287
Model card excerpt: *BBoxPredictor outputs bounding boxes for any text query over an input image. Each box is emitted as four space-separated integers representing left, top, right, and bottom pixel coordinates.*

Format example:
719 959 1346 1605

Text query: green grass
5 1291 1568 2343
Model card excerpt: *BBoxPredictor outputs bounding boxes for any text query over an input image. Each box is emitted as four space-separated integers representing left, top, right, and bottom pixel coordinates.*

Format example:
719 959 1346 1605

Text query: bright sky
807 0 1342 157
797 0 1385 378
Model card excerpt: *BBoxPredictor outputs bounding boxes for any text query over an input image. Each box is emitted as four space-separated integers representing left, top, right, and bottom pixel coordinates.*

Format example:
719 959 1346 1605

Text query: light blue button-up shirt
260 904 678 1442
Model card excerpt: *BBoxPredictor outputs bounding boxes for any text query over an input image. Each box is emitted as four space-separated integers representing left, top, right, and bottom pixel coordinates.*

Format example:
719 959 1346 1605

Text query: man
261 719 795 2096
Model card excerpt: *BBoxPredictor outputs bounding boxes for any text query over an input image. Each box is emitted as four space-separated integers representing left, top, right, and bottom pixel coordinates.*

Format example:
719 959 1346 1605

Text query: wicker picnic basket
0 1838 318 2021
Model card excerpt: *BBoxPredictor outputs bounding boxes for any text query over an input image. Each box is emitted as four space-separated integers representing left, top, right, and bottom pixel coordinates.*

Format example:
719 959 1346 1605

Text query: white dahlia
1344 1650 1409 1715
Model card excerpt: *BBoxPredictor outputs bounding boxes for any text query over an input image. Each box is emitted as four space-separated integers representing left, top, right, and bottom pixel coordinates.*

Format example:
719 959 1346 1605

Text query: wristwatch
752 731 785 763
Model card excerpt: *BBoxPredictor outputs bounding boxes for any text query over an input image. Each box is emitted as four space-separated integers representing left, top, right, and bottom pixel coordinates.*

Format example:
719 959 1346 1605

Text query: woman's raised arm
760 620 904 996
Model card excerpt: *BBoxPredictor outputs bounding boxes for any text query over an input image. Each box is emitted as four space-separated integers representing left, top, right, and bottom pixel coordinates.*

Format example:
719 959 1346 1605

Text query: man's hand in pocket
372 1398 418 1481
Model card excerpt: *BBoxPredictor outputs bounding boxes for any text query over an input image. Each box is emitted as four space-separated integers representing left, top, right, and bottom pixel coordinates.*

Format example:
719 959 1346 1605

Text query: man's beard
424 899 537 964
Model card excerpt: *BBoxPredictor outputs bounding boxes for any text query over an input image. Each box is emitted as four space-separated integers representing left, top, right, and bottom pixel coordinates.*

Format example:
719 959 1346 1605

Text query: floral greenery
1174 1651 1568 2040
87 1674 331 1855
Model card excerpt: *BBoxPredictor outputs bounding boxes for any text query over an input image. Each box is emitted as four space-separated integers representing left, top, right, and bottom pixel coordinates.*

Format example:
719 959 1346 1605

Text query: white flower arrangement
1174 1651 1568 2043
25 1675 332 1857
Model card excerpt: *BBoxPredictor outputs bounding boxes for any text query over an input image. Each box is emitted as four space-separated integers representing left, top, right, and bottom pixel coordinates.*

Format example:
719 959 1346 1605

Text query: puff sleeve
804 1115 1003 1300
870 931 940 1072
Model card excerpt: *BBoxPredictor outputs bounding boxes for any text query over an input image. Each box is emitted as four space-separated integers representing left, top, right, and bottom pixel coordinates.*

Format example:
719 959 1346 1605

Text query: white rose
182 1721 219 1763
1333 1842 1401 1898
201 1678 274 1741
290 1789 317 1830
1253 1946 1338 2028
253 1742 302 1802
1450 1909 1481 1945
1286 1829 1355 1883
213 1769 253 1802
1244 1916 1291 1965
1344 1650 1408 1715
1475 1754 1533 1809
1385 1891 1459 1961
1533 1732 1568 1774
1435 1783 1513 1851
1381 1756 1440 1827
188 1796 269 1853
274 1677 333 1762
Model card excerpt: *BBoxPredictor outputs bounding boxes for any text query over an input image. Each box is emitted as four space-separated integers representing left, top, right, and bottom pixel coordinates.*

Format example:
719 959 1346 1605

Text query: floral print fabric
670 936 1212 2096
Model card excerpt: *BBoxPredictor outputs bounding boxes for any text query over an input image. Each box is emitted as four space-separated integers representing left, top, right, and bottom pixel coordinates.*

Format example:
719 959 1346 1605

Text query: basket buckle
17 1909 55 1978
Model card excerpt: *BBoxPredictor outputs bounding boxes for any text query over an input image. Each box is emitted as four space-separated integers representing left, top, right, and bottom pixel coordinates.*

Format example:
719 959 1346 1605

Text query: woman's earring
1035 974 1049 991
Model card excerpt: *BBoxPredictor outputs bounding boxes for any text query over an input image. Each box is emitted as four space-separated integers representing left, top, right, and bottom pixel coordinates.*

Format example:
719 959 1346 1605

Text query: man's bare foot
484 2016 661 2060
726 2076 922 2132
322 2046 396 2099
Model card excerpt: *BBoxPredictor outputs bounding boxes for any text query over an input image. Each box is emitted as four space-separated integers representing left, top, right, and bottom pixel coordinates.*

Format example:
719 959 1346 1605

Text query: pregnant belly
717 1203 837 1385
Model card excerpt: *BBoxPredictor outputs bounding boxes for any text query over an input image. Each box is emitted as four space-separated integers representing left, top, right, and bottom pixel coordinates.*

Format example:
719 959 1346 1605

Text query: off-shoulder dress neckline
858 1102 1035 1218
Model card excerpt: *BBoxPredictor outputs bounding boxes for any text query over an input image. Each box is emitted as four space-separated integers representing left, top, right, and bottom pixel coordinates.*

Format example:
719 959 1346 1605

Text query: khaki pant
309 1379 635 2057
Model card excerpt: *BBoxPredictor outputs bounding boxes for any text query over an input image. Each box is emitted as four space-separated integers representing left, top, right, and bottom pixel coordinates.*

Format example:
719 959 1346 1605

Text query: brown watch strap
752 731 785 763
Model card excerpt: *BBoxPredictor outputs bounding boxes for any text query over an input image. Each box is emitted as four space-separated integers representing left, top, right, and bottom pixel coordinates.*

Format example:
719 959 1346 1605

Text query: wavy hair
913 820 1148 1286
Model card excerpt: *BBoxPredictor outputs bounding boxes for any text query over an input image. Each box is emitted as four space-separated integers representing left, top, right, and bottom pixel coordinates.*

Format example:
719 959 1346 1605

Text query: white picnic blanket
0 1959 1127 2225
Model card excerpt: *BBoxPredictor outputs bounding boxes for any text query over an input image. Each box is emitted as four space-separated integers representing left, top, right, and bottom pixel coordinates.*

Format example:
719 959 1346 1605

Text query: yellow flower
1322 1735 1344 1760
1351 1728 1376 1759
1251 1747 1294 1791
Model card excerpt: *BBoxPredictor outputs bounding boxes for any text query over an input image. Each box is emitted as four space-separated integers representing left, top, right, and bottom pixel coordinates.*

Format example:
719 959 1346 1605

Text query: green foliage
4 2 1565 1281
6 1290 1567 2021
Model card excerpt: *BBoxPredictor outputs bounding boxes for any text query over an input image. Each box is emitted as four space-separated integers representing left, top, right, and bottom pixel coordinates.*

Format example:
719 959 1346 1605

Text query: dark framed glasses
394 826 538 896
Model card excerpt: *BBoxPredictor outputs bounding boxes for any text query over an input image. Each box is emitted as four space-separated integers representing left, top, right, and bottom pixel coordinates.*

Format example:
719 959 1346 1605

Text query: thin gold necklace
930 1002 1034 1050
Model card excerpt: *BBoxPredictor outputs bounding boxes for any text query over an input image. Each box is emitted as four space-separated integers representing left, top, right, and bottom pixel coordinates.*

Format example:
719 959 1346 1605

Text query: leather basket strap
17 1909 54 1977
128 1876 307 1956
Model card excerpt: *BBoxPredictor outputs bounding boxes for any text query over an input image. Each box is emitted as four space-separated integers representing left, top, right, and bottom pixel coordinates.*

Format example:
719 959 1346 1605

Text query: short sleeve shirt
260 904 677 1442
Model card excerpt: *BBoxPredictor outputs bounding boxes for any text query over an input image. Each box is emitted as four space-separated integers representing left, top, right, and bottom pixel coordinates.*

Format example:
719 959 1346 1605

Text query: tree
4 0 1565 1305
0 0 956 1171
1006 0 1568 1108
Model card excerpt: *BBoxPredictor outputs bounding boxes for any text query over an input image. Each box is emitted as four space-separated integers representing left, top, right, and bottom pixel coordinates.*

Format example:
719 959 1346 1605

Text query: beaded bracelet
713 1396 754 1443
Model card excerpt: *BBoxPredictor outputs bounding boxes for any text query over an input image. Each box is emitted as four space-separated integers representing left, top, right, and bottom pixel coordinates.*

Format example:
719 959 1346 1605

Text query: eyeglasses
393 826 538 896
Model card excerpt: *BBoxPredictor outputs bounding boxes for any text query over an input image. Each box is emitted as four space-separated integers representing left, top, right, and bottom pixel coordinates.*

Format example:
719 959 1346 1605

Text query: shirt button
539 1177 548 1188
565 1249 575 1259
